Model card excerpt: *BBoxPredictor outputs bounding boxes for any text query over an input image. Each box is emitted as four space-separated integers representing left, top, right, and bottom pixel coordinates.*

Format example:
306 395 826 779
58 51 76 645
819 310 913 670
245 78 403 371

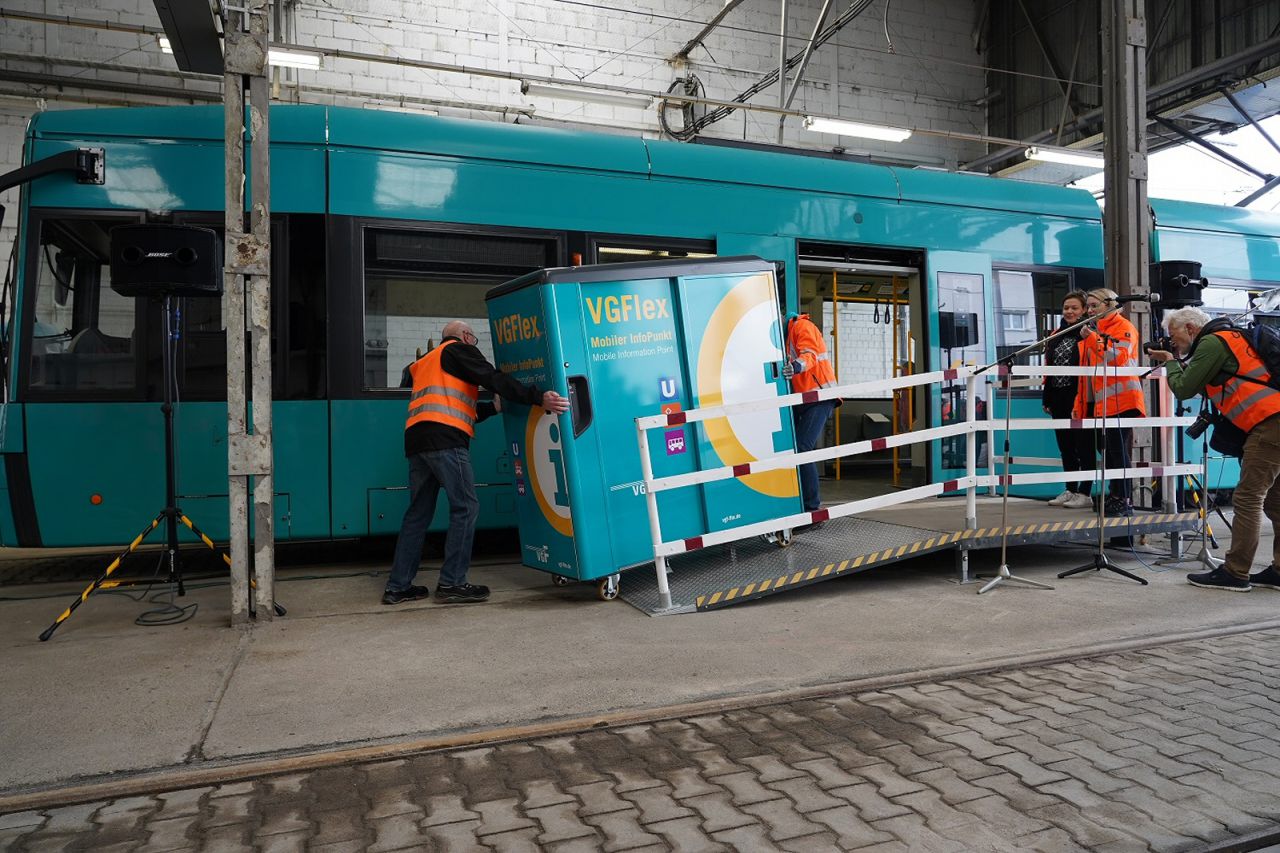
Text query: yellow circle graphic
696 274 800 498
524 408 574 537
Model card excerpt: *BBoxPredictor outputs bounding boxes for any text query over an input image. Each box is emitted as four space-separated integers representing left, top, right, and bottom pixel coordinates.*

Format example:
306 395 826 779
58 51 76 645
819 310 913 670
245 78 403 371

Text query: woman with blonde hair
1072 288 1146 515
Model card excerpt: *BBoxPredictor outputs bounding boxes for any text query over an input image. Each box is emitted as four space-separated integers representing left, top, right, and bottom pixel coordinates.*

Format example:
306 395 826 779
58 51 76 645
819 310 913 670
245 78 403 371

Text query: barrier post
636 419 673 610
965 373 977 529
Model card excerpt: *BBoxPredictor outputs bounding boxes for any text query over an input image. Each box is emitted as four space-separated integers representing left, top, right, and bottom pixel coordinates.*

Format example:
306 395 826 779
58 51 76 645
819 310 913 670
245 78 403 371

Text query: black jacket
1042 324 1081 413
404 336 546 456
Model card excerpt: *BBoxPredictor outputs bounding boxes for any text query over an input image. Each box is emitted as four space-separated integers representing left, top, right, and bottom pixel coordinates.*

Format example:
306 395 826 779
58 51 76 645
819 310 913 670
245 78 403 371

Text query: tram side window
362 228 557 390
28 219 137 394
992 267 1074 395
365 273 496 389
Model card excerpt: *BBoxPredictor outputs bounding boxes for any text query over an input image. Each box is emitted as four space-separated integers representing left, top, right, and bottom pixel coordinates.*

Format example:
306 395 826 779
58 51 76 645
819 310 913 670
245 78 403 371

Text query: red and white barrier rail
635 362 1197 610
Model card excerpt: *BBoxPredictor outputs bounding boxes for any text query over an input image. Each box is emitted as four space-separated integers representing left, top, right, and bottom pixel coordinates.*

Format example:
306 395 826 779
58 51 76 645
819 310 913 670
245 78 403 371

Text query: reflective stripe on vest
405 340 479 436
1204 331 1280 433
1072 314 1147 418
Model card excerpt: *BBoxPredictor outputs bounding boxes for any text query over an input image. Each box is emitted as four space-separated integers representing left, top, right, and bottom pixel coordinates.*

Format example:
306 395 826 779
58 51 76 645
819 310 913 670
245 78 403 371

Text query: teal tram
2 104 1278 547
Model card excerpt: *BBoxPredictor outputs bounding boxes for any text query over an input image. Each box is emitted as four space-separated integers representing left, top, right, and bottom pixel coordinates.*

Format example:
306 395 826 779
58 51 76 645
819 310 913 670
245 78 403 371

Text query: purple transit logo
665 429 686 455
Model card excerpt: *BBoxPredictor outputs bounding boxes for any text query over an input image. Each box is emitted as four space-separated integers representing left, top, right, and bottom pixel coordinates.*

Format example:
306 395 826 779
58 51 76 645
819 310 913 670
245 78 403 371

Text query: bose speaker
110 224 223 298
1149 260 1206 309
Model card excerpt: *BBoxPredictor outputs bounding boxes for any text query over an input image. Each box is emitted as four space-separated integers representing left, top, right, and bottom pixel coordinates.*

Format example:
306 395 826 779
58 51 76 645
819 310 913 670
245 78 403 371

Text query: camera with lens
1143 335 1173 354
1185 409 1214 440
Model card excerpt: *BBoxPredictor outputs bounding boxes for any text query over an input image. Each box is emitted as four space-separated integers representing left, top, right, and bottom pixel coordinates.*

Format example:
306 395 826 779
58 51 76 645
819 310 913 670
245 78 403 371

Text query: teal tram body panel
487 257 801 581
10 103 1280 547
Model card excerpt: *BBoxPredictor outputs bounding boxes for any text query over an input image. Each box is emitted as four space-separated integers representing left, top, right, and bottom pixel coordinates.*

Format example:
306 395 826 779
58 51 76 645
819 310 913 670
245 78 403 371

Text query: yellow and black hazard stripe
693 511 1199 611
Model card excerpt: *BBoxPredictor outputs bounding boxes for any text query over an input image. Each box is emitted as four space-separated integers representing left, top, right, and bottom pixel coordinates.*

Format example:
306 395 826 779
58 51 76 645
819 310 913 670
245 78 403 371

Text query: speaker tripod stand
39 296 284 641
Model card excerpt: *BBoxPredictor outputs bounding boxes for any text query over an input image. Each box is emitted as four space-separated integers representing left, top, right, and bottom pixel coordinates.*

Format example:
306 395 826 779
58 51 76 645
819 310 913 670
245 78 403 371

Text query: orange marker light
90 494 103 505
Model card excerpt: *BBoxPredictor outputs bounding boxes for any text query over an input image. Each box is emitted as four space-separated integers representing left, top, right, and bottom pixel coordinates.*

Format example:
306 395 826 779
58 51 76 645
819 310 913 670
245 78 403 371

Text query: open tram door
796 244 927 497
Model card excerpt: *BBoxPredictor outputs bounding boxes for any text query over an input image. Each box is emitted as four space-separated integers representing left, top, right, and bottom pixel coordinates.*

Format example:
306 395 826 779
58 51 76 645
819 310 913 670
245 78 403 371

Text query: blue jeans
386 447 479 592
794 400 836 512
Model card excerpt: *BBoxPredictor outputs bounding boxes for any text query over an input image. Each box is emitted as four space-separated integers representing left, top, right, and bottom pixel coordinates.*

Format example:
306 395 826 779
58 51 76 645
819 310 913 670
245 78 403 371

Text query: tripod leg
1057 562 1100 579
179 513 286 617
39 514 165 641
1103 562 1149 585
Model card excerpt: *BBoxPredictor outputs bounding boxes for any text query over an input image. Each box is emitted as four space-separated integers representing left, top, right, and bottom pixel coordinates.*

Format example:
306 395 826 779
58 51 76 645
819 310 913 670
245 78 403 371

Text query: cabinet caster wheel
763 529 793 548
551 575 572 587
597 574 620 601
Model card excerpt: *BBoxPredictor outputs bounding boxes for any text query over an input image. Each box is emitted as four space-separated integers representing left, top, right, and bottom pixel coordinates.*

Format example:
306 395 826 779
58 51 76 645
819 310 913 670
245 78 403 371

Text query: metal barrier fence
635 364 1201 610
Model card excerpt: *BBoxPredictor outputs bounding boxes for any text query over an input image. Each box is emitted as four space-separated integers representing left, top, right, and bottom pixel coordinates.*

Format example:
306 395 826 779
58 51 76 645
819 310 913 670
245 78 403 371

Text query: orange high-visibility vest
1204 330 1280 432
405 340 479 436
1072 312 1147 418
786 314 837 393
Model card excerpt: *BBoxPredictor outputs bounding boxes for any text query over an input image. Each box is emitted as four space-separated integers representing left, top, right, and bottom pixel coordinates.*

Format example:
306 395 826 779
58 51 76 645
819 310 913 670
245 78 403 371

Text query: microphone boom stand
967 315 1104 594
1057 314 1147 585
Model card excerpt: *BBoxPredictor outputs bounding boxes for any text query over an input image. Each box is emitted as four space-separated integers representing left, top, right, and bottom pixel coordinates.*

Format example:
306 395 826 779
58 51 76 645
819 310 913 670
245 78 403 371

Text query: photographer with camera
1148 306 1280 592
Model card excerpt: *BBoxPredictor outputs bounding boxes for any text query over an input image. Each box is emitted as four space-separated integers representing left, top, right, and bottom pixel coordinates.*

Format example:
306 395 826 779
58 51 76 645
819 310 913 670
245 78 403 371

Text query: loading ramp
619 496 1200 614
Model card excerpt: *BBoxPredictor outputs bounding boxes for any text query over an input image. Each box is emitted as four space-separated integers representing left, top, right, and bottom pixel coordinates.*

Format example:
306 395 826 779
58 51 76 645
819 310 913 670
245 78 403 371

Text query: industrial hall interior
2 1 1280 851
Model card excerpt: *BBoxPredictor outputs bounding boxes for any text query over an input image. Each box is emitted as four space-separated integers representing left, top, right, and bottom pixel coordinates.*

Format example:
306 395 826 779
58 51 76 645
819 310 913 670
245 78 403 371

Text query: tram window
993 267 1073 385
27 218 137 394
361 227 558 390
1199 284 1251 317
364 274 496 389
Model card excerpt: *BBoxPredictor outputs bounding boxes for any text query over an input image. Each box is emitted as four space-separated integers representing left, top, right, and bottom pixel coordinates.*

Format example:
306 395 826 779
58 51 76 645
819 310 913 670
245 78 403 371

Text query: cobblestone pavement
3 629 1279 852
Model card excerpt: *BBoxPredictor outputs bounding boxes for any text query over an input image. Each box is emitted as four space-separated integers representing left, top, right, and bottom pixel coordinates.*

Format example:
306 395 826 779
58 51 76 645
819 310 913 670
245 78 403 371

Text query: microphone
1114 293 1161 304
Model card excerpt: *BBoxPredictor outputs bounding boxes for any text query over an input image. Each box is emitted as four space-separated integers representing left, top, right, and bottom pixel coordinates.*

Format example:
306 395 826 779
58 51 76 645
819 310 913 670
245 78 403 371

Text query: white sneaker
1063 493 1093 509
1047 490 1074 507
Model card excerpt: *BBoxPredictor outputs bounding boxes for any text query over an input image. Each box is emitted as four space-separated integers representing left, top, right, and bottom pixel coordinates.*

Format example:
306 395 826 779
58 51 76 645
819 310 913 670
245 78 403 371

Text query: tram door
803 262 922 490
928 252 995 487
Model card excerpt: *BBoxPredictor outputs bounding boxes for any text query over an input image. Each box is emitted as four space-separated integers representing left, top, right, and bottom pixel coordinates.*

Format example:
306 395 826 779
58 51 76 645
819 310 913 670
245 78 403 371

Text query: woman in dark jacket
1043 291 1093 508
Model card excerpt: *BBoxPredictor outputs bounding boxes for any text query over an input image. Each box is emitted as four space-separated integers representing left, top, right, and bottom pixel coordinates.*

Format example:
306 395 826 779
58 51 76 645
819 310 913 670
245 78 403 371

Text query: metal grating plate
619 516 940 615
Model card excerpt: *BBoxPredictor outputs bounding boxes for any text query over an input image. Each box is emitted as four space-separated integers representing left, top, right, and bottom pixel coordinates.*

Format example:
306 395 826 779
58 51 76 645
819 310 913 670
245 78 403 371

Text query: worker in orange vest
784 312 839 529
1150 306 1280 592
1072 288 1147 516
385 320 569 605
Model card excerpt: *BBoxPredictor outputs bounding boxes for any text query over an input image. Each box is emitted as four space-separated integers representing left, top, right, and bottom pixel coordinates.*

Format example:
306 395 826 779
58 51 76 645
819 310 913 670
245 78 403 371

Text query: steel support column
1103 0 1151 472
1102 0 1149 300
223 0 275 624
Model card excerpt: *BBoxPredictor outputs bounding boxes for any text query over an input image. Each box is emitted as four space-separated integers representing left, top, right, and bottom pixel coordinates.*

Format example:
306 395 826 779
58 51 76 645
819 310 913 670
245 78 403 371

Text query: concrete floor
1 498 1276 797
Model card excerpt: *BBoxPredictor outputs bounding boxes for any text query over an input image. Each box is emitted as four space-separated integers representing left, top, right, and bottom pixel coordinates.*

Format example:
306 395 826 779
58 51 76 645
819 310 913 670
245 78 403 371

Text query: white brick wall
0 0 987 169
821 302 900 398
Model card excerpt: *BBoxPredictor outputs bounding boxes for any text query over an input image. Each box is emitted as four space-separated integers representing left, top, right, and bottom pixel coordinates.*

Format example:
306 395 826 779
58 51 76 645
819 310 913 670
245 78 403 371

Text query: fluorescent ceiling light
1025 145 1103 168
160 36 320 71
363 102 439 116
801 116 912 142
269 48 322 70
520 81 652 109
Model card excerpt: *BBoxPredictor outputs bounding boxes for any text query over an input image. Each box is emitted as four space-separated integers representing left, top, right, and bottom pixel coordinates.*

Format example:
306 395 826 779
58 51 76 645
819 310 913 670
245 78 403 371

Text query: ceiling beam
966 31 1280 172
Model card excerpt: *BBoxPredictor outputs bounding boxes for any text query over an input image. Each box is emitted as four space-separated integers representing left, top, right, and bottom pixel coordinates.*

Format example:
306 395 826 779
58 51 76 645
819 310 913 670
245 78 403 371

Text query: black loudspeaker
1150 260 1206 308
940 311 978 349
110 224 223 298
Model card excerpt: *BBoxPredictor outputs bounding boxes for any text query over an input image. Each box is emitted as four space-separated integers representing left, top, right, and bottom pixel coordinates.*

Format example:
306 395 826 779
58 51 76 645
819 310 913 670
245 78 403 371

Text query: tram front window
27 218 137 394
